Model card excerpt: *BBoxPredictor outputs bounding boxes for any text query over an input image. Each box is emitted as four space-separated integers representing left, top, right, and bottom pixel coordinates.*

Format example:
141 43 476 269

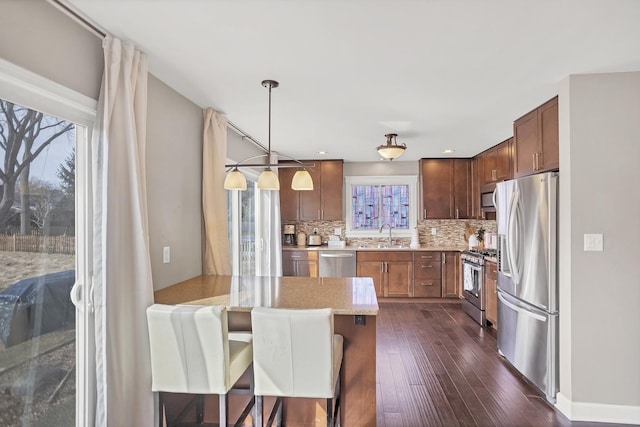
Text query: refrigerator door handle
498 292 547 322
507 187 521 285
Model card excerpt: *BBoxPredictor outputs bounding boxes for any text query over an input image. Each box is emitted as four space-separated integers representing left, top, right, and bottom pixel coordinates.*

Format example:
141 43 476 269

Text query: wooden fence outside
0 235 75 255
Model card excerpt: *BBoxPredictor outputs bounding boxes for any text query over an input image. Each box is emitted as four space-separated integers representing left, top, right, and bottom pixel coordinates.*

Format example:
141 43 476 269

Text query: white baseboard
556 392 640 425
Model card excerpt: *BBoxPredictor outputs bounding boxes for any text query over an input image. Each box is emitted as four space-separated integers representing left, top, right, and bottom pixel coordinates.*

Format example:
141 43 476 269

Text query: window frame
345 175 418 238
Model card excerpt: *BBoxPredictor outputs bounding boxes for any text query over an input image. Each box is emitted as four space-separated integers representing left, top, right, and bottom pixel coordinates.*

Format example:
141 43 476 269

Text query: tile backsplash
287 219 496 247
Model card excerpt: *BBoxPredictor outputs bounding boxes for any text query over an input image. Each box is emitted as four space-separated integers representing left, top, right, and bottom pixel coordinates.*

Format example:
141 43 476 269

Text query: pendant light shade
291 169 314 190
257 168 280 190
377 133 407 160
223 167 247 190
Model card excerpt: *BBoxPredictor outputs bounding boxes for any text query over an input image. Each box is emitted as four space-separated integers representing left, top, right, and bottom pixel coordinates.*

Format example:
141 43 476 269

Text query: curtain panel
92 35 154 427
202 109 232 275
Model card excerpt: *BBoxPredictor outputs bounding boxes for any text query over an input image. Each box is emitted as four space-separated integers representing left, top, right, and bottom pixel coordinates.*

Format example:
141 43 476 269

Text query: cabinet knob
532 153 537 171
420 282 434 286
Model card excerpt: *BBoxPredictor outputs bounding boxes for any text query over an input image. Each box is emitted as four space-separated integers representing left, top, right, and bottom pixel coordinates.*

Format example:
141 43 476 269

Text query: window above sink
345 175 418 239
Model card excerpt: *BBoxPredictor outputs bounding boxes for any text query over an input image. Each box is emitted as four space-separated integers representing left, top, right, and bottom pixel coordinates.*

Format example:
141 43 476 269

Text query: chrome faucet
379 222 393 246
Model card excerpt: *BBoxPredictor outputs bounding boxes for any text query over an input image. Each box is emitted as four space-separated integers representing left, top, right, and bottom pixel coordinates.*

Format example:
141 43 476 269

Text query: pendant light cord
267 82 272 168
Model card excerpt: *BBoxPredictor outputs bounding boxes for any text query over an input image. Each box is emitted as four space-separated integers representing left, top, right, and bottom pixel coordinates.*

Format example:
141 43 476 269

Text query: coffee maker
283 224 296 246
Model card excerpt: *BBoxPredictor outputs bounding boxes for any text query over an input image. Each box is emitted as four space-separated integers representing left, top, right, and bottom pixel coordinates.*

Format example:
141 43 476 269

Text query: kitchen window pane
351 184 409 231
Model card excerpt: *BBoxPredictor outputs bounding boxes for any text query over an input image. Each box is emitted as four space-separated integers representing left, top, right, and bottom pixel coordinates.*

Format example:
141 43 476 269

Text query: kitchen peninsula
154 275 379 427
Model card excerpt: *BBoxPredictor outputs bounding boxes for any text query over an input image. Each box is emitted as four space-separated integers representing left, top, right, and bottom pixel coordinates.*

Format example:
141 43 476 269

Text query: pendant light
377 133 407 160
224 80 314 191
257 80 280 190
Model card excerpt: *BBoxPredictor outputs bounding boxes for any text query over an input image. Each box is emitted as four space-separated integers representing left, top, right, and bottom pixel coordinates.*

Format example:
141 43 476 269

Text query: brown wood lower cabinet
282 250 318 277
356 250 462 298
484 260 498 328
413 252 442 297
442 251 460 298
356 251 412 297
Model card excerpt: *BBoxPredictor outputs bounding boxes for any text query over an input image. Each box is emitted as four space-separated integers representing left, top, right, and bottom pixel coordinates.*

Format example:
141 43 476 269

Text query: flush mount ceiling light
376 133 407 160
224 80 314 191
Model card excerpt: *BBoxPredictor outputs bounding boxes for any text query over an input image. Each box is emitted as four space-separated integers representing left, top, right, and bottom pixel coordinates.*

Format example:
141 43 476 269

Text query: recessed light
317 151 328 155
443 149 455 154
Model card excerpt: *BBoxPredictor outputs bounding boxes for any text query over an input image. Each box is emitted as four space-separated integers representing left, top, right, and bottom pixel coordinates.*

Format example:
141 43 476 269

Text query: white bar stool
250 307 343 427
146 304 254 426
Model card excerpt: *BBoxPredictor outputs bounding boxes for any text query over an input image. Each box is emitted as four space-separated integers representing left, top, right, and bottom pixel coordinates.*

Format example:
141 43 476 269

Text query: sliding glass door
0 60 95 427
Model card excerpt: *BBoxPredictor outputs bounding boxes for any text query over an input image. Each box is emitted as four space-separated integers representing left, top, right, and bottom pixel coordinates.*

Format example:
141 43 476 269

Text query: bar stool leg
254 395 263 427
220 393 228 427
196 395 204 423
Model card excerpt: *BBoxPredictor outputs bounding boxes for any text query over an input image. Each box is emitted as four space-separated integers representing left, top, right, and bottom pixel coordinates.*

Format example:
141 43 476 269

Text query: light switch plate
163 246 171 263
431 228 437 235
334 227 342 236
584 234 603 251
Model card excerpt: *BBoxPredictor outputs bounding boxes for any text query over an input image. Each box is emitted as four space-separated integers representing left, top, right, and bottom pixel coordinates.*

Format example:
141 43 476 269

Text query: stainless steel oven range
461 249 496 326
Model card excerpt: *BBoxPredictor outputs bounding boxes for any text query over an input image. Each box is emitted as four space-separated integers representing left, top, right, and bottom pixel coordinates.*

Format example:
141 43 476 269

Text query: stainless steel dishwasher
318 250 357 277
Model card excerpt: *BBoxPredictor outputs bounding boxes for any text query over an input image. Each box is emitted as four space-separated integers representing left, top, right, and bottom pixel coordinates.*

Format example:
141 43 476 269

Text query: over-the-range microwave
480 183 497 220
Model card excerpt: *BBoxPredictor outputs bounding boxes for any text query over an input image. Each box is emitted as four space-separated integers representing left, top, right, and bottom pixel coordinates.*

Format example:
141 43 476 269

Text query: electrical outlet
584 234 603 251
163 246 171 263
431 228 437 236
334 227 342 235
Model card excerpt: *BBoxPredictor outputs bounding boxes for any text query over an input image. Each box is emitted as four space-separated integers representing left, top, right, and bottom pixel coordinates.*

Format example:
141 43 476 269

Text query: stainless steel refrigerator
495 171 559 403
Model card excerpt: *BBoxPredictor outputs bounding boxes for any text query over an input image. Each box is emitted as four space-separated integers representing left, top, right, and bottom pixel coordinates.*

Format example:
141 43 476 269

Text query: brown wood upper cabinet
478 137 513 186
513 96 559 177
419 159 471 219
279 159 344 221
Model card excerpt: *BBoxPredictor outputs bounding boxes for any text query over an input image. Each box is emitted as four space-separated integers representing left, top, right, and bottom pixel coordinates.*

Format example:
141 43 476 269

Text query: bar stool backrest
146 304 231 395
251 307 336 398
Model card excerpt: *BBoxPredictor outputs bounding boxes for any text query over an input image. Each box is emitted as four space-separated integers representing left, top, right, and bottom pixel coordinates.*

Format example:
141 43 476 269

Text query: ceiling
63 0 640 162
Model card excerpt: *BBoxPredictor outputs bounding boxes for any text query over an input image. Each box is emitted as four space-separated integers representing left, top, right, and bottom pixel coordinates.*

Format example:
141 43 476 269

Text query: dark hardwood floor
375 302 630 427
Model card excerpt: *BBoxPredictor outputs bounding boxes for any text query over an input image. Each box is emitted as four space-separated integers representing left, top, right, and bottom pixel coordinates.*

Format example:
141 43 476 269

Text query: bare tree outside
0 100 73 234
0 98 77 426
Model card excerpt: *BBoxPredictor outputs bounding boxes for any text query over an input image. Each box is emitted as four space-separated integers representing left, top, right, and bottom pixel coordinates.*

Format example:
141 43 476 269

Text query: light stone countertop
283 245 468 252
154 275 379 315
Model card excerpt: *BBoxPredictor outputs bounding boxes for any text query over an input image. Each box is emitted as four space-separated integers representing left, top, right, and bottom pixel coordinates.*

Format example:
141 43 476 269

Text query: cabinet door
298 163 321 220
495 138 512 181
296 260 319 278
320 160 343 220
538 97 559 172
279 166 299 221
442 252 460 298
420 159 453 219
513 109 538 178
482 148 497 184
357 261 384 297
470 157 481 219
453 159 471 219
413 252 442 297
385 261 412 297
484 261 498 328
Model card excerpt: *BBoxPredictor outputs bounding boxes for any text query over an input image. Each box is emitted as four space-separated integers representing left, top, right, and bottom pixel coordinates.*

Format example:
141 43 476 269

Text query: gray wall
146 76 203 289
0 1 204 290
558 72 640 414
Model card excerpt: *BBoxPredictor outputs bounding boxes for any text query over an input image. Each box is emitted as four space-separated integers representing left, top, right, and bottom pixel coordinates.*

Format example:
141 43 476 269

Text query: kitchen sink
357 244 409 249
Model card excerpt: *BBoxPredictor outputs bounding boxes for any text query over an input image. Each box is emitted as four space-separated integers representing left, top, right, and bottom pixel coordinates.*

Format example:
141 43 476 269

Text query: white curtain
92 35 154 426
202 109 232 275
256 153 282 276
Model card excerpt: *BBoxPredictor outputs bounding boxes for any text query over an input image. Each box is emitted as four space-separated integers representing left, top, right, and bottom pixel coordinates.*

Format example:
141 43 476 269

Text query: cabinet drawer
413 252 440 261
413 261 442 279
413 279 442 297
356 251 412 262
283 250 318 262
